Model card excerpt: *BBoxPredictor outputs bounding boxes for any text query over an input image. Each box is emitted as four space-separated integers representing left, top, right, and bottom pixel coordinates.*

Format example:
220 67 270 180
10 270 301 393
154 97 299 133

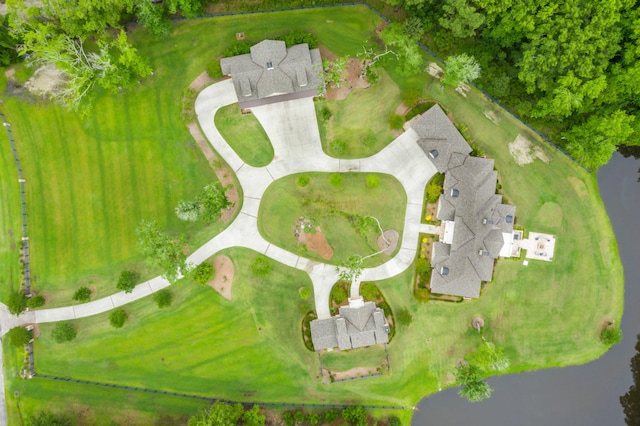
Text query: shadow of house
310 300 389 351
220 40 322 109
413 105 516 299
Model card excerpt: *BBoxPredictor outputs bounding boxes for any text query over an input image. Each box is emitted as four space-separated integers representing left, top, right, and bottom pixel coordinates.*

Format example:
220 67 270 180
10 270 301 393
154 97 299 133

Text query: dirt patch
188 71 214 92
330 366 377 381
567 176 588 199
295 217 333 260
377 229 398 255
25 64 66 96
4 68 15 79
427 62 444 79
207 255 234 301
508 134 550 165
483 109 502 125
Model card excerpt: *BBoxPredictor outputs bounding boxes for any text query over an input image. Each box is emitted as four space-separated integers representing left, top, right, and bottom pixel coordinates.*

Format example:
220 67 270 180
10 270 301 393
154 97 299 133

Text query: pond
413 152 640 425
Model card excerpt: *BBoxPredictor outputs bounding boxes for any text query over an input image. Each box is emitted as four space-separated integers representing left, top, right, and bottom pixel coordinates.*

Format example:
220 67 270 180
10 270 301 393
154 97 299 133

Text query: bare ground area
295 217 333 260
24 64 66 96
207 255 234 301
508 134 551 165
377 229 398 255
188 71 214 92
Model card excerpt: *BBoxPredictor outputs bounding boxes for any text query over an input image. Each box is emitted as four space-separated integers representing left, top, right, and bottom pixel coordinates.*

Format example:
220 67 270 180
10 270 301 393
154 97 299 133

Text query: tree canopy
135 219 187 283
395 0 640 168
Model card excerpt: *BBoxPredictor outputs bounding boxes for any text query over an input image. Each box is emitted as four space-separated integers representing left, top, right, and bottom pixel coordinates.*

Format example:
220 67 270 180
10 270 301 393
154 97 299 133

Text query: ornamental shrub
52 321 76 343
72 286 92 303
109 309 128 329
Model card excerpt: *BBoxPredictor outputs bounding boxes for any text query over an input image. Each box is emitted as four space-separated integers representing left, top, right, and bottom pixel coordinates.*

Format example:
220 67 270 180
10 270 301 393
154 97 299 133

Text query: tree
442 53 481 87
135 219 187 283
175 199 201 221
7 326 32 347
165 0 204 19
116 270 138 293
467 339 509 372
251 256 272 277
197 183 234 224
321 56 347 93
620 334 640 426
342 406 367 426
52 321 77 343
242 405 265 426
0 15 20 66
455 363 492 402
380 23 423 76
293 411 305 424
27 294 46 309
109 309 128 328
7 291 27 315
72 286 92 303
403 16 425 40
192 262 214 285
601 326 623 347
439 0 485 39
99 30 153 93
136 0 171 37
39 0 132 39
188 401 244 426
388 416 401 426
306 412 320 425
323 409 340 423
564 110 636 170
153 289 173 308
337 255 364 288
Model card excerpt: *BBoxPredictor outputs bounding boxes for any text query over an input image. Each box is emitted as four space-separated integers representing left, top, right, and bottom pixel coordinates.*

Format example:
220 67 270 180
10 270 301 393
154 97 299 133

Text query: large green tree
563 110 636 170
188 402 244 426
455 363 493 402
135 219 187 283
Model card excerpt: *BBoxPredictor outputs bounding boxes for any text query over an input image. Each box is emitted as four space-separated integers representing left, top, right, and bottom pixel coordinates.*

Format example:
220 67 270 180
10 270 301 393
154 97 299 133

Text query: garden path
0 78 437 331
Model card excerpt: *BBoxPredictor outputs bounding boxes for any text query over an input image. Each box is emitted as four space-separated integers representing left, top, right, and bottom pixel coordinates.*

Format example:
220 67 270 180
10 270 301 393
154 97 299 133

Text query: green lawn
0 127 23 301
322 346 387 371
258 172 406 266
315 71 401 158
0 4 624 424
215 104 274 167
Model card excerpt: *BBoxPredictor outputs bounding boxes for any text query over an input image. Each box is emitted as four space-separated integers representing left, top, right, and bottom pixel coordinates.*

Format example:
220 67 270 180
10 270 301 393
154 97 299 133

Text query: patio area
515 232 556 261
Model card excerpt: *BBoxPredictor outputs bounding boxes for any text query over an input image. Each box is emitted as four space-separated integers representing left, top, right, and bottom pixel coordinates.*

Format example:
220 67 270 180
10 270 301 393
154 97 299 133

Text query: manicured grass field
215 104 274 167
258 172 406 266
315 71 401 158
0 5 624 424
0 128 23 301
322 345 387 371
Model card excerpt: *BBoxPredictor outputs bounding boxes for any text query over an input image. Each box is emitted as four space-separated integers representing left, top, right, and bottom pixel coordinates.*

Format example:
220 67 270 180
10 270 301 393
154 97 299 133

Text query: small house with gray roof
310 300 390 351
413 105 517 298
220 40 322 109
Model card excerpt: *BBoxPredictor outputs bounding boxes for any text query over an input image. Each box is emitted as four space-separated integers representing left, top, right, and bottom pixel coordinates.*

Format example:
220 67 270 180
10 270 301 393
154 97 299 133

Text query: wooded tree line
386 0 640 169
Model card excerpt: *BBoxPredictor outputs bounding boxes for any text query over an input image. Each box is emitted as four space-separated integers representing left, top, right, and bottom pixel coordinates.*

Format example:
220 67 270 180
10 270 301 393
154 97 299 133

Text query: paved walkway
0 78 437 330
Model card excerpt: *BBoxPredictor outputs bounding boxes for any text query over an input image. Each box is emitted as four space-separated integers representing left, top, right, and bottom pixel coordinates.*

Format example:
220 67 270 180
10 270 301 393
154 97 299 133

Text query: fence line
0 110 36 375
34 374 405 410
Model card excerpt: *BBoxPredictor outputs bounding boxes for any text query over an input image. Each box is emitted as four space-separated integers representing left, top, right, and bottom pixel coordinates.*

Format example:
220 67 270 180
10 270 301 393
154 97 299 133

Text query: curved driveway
4 79 436 331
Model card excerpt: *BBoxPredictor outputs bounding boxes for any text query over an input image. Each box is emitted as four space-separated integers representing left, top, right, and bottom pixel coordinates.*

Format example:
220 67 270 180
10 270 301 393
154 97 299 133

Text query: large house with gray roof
220 40 322 109
414 105 516 299
310 300 390 351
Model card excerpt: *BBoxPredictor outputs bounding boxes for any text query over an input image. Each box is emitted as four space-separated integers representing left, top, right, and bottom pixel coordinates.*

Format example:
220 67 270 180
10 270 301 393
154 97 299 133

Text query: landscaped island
0 4 623 425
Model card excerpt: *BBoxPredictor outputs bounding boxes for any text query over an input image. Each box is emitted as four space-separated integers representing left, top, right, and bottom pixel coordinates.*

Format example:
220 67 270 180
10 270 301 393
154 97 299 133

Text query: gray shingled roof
413 105 472 173
414 105 517 298
309 301 389 351
220 40 322 108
